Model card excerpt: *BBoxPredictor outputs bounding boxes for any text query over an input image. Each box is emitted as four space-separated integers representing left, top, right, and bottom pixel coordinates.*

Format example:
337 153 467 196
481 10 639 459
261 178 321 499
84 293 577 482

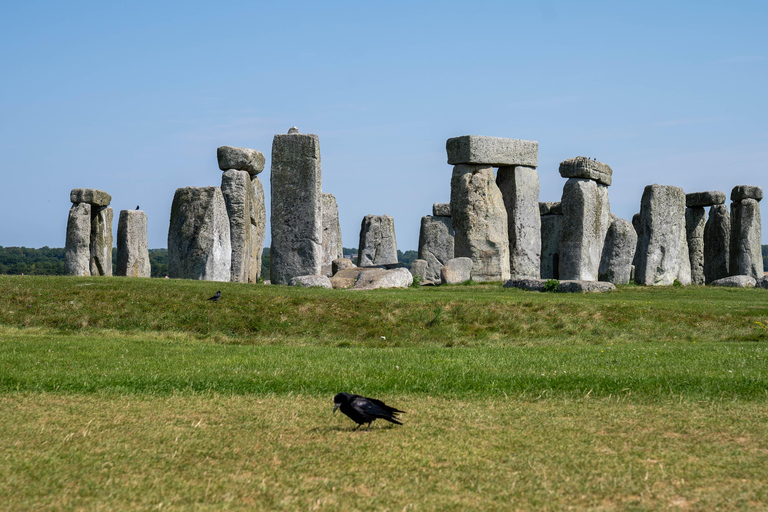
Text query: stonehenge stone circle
221 169 259 283
116 209 150 278
440 257 474 285
731 185 763 203
685 206 707 285
446 135 538 167
496 165 541 279
686 191 725 208
703 204 730 283
65 202 92 276
418 215 454 283
635 184 691 285
450 164 510 282
559 178 611 281
358 215 398 267
217 146 265 176
598 215 637 285
432 203 451 217
321 193 343 277
730 196 763 279
168 186 231 282
270 128 323 285
540 211 563 279
558 156 613 186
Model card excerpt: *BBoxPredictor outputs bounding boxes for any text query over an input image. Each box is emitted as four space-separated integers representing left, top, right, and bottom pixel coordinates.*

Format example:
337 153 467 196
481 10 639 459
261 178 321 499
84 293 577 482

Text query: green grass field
1 276 767 510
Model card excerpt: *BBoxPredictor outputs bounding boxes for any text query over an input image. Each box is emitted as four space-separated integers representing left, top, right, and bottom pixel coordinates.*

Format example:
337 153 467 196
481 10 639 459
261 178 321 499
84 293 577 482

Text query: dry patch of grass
1 393 766 511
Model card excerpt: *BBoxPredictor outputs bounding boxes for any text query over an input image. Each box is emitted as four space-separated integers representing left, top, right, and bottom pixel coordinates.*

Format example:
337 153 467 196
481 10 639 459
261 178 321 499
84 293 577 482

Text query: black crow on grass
333 393 404 431
207 291 221 302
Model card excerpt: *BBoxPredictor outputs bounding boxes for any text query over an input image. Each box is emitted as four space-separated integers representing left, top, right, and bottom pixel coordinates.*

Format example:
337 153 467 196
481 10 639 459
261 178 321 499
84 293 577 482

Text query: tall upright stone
635 184 691 285
540 212 562 280
704 204 730 283
558 178 611 281
116 210 151 278
250 177 267 282
221 169 257 283
168 186 231 281
598 215 637 285
418 215 454 282
65 202 92 276
450 164 510 282
358 215 398 267
730 194 763 279
321 193 343 276
496 166 541 278
270 128 322 284
89 207 113 276
685 207 707 285
631 213 642 269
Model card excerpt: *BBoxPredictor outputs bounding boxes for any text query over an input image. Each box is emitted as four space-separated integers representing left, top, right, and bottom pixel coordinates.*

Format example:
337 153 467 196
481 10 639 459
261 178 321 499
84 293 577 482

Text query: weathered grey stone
217 146 265 176
432 203 451 217
90 206 113 277
70 188 111 207
321 193 343 277
635 185 691 285
353 268 413 290
686 191 725 208
289 275 333 289
440 257 473 285
685 206 706 285
557 280 616 293
558 157 613 186
539 202 562 215
330 267 364 289
730 198 763 279
332 258 355 275
65 202 91 276
497 165 541 279
450 165 510 282
270 132 322 285
756 276 768 289
540 214 563 279
446 135 538 167
221 170 256 283
358 215 398 267
168 186 231 282
503 278 549 292
731 185 763 203
418 215 454 283
598 216 637 285
249 177 267 282
703 204 730 284
558 178 611 281
409 259 429 282
116 210 150 278
711 275 756 288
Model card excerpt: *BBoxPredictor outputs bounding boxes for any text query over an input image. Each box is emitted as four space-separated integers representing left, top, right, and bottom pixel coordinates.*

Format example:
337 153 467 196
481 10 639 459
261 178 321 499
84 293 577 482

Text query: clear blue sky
1 1 766 251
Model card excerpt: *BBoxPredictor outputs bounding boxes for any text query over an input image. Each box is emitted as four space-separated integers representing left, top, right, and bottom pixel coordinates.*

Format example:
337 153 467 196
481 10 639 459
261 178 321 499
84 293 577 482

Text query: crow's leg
366 422 372 431
353 424 361 431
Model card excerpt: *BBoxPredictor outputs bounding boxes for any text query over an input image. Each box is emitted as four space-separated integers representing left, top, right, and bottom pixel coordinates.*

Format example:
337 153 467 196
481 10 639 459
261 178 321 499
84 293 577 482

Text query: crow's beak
333 403 340 415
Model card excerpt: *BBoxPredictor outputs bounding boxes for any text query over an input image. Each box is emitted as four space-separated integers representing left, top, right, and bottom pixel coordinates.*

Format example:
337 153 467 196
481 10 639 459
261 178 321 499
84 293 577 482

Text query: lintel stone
70 188 111 206
731 185 763 202
558 157 612 186
217 146 266 176
446 135 538 167
686 191 726 207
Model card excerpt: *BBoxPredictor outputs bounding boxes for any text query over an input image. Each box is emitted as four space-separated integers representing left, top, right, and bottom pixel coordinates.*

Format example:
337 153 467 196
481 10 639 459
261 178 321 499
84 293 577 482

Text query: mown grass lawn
1 275 767 510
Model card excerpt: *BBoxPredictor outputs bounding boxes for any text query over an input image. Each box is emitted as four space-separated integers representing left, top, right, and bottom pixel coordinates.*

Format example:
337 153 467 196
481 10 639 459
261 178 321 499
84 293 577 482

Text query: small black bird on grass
333 393 404 431
207 290 221 302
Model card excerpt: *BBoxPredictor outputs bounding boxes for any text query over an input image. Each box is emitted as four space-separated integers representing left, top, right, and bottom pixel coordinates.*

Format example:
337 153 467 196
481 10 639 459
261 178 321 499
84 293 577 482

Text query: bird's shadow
311 424 400 433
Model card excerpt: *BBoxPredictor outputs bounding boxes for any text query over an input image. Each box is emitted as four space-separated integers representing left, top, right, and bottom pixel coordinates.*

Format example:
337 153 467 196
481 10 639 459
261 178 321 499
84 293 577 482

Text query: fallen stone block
289 275 333 289
332 258 355 275
756 276 768 289
446 135 538 167
217 146 265 176
686 191 725 208
440 257 473 285
353 268 413 290
557 280 616 293
710 275 756 288
503 278 549 292
330 267 364 289
731 185 763 202
558 156 613 186
70 188 111 207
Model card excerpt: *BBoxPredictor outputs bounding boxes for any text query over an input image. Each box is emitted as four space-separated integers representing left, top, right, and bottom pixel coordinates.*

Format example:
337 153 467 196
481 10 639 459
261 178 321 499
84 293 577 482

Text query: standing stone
358 215 398 267
418 215 454 282
270 129 323 284
730 198 763 279
65 202 92 276
116 210 151 278
635 184 691 285
685 207 707 285
168 186 231 282
450 164 510 282
321 193 343 276
250 177 267 282
90 206 113 276
540 213 562 279
496 165 541 278
631 213 642 269
598 216 637 285
409 259 429 282
704 204 730 283
221 169 256 283
558 178 611 281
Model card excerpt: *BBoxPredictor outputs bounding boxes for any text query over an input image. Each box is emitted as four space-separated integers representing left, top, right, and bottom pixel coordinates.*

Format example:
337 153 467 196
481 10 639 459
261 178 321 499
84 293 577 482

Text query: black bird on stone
333 393 404 431
207 290 221 302
136 205 140 210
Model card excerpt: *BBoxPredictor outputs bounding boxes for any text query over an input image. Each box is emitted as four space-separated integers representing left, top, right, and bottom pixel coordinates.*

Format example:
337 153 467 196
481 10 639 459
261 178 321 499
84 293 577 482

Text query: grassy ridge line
2 334 767 399
2 275 768 345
